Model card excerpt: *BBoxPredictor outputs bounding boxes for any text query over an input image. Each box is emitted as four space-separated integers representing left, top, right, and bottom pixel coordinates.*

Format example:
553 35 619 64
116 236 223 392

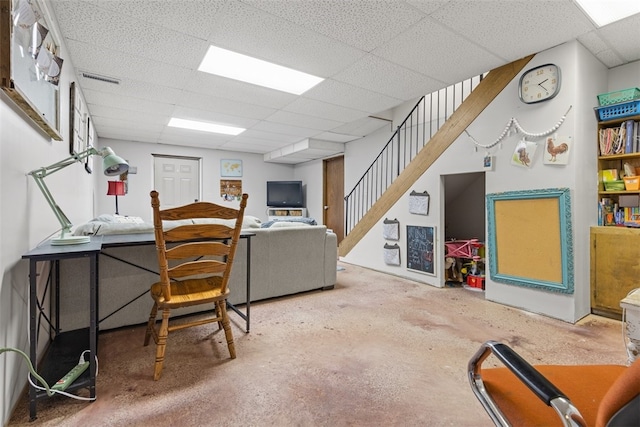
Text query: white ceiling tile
52 1 208 69
373 18 503 84
265 110 344 131
597 14 640 62
251 121 321 139
304 79 403 114
170 106 259 129
284 98 367 123
66 40 195 91
84 89 175 116
239 129 302 144
244 0 426 52
183 72 298 110
87 0 228 40
176 91 277 121
205 1 365 77
333 54 445 100
429 1 594 61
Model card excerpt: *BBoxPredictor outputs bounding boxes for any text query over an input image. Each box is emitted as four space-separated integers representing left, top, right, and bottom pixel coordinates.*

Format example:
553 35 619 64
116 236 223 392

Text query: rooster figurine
546 137 569 162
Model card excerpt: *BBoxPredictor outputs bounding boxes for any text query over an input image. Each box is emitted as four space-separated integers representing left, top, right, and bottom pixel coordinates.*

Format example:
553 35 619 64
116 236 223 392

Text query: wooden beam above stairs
338 54 535 257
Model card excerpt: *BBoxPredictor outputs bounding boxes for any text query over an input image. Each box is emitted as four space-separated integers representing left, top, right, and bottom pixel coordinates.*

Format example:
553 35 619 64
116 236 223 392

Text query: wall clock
518 64 561 104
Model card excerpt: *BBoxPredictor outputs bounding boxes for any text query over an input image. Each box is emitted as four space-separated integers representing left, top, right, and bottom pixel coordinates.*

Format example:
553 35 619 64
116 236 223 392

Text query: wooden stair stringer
338 54 534 257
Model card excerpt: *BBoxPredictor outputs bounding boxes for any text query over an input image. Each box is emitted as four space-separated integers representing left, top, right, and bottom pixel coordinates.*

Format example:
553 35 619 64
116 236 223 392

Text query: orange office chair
144 191 248 380
468 340 640 427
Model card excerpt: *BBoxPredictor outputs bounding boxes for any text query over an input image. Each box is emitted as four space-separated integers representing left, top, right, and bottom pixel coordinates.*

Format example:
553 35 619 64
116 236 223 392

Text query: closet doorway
153 155 201 209
443 172 486 285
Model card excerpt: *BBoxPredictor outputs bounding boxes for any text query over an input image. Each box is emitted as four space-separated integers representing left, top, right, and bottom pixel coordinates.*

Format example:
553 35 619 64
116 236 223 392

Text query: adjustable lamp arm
28 146 128 242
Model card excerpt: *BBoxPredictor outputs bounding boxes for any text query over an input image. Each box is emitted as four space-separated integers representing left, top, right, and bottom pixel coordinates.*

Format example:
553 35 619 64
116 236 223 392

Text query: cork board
486 188 573 293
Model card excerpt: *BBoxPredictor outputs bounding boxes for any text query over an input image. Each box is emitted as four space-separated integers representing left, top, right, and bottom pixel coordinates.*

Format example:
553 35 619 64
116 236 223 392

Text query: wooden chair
144 190 248 380
468 340 640 427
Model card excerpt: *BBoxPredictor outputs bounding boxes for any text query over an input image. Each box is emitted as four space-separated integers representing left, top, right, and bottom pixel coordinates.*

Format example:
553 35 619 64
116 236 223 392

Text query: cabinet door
591 227 640 318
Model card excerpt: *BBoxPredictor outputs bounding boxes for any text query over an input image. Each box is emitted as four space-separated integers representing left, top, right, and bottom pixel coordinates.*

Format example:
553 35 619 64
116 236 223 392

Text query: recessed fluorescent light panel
168 118 245 135
198 46 324 95
575 0 640 27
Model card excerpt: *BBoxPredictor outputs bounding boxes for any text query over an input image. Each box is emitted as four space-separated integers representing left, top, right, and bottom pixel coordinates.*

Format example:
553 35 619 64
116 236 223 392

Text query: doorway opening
152 154 201 208
443 172 486 286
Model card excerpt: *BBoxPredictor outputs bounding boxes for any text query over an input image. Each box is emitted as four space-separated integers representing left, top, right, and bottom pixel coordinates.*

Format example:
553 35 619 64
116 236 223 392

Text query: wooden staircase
338 55 534 257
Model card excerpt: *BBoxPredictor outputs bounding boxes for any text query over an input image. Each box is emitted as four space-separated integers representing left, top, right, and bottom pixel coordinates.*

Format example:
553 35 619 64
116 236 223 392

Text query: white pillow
242 215 262 229
269 221 311 228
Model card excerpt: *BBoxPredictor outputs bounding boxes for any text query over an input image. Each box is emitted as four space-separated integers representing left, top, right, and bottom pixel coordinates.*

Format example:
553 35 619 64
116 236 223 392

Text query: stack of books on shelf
599 119 640 155
598 197 640 227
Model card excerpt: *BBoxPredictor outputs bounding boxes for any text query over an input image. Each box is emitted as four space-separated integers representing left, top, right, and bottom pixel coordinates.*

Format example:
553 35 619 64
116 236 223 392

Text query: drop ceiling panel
83 89 175 116
429 1 594 62
176 91 277 121
245 0 425 52
86 0 228 40
373 18 504 85
238 129 303 144
79 76 184 105
65 40 194 91
331 117 391 136
283 98 368 123
97 126 162 143
251 121 322 139
52 1 208 69
597 14 640 62
93 116 166 133
265 110 345 132
205 1 366 77
304 79 402 114
88 105 169 126
332 54 446 101
170 106 259 129
184 72 298 110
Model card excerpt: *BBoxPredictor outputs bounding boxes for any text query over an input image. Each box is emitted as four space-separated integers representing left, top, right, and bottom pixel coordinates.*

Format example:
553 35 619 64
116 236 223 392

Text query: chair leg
143 302 158 346
153 308 170 381
218 301 236 359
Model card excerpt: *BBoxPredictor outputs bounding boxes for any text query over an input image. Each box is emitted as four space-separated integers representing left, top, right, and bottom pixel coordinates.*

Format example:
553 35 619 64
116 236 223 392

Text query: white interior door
153 155 200 208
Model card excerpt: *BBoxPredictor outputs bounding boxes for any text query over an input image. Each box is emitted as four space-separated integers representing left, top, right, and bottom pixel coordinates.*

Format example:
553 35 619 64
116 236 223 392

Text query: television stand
267 207 306 221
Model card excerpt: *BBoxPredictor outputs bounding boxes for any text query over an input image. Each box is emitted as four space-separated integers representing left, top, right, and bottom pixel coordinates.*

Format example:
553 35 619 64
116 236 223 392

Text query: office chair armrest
468 340 586 427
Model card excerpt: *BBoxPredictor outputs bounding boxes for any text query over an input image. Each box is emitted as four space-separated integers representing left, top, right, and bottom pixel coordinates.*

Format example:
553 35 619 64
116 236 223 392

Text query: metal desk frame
21 231 253 420
22 236 102 421
98 232 254 332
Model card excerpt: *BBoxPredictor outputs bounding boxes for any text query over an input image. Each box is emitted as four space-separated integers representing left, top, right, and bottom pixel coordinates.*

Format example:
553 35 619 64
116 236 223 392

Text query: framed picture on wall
221 159 242 177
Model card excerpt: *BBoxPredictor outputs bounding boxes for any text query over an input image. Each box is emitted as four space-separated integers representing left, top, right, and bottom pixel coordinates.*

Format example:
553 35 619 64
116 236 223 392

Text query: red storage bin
466 275 485 290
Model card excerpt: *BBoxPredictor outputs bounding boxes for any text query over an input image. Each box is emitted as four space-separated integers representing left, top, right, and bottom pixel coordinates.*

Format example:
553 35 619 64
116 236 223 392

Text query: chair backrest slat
150 190 248 302
165 242 229 259
168 260 227 278
164 224 234 242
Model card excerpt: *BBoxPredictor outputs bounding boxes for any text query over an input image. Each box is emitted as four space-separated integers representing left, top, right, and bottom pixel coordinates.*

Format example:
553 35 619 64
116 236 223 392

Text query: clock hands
538 78 549 92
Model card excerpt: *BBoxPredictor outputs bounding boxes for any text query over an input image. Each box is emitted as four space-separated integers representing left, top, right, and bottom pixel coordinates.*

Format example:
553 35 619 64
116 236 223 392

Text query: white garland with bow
464 105 573 150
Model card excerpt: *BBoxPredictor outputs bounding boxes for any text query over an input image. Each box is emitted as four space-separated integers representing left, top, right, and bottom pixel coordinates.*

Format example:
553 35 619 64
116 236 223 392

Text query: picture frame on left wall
1 0 63 140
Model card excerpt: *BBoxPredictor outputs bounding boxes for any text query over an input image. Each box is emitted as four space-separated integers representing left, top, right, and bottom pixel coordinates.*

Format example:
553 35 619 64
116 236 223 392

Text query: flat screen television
266 181 304 207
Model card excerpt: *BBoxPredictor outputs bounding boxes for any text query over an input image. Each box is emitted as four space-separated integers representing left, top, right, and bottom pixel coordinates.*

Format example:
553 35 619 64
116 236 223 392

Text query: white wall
342 41 613 322
0 7 95 421
93 139 295 222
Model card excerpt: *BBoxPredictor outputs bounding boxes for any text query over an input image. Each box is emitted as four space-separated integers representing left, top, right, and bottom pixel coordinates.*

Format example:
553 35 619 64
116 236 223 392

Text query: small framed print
483 155 494 171
221 159 243 177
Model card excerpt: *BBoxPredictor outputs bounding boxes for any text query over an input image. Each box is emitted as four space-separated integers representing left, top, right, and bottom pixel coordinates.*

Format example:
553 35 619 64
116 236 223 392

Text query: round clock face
518 64 561 104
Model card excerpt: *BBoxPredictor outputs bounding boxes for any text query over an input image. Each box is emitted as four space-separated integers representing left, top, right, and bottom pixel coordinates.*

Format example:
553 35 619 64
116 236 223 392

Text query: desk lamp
28 146 129 245
107 180 125 215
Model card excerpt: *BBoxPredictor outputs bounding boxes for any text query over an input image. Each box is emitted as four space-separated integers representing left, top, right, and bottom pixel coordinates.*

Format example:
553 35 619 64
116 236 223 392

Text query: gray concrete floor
9 262 628 426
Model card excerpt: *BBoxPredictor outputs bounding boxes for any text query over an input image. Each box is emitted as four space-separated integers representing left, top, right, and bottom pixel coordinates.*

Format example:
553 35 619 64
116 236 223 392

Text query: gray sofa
59 219 337 330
